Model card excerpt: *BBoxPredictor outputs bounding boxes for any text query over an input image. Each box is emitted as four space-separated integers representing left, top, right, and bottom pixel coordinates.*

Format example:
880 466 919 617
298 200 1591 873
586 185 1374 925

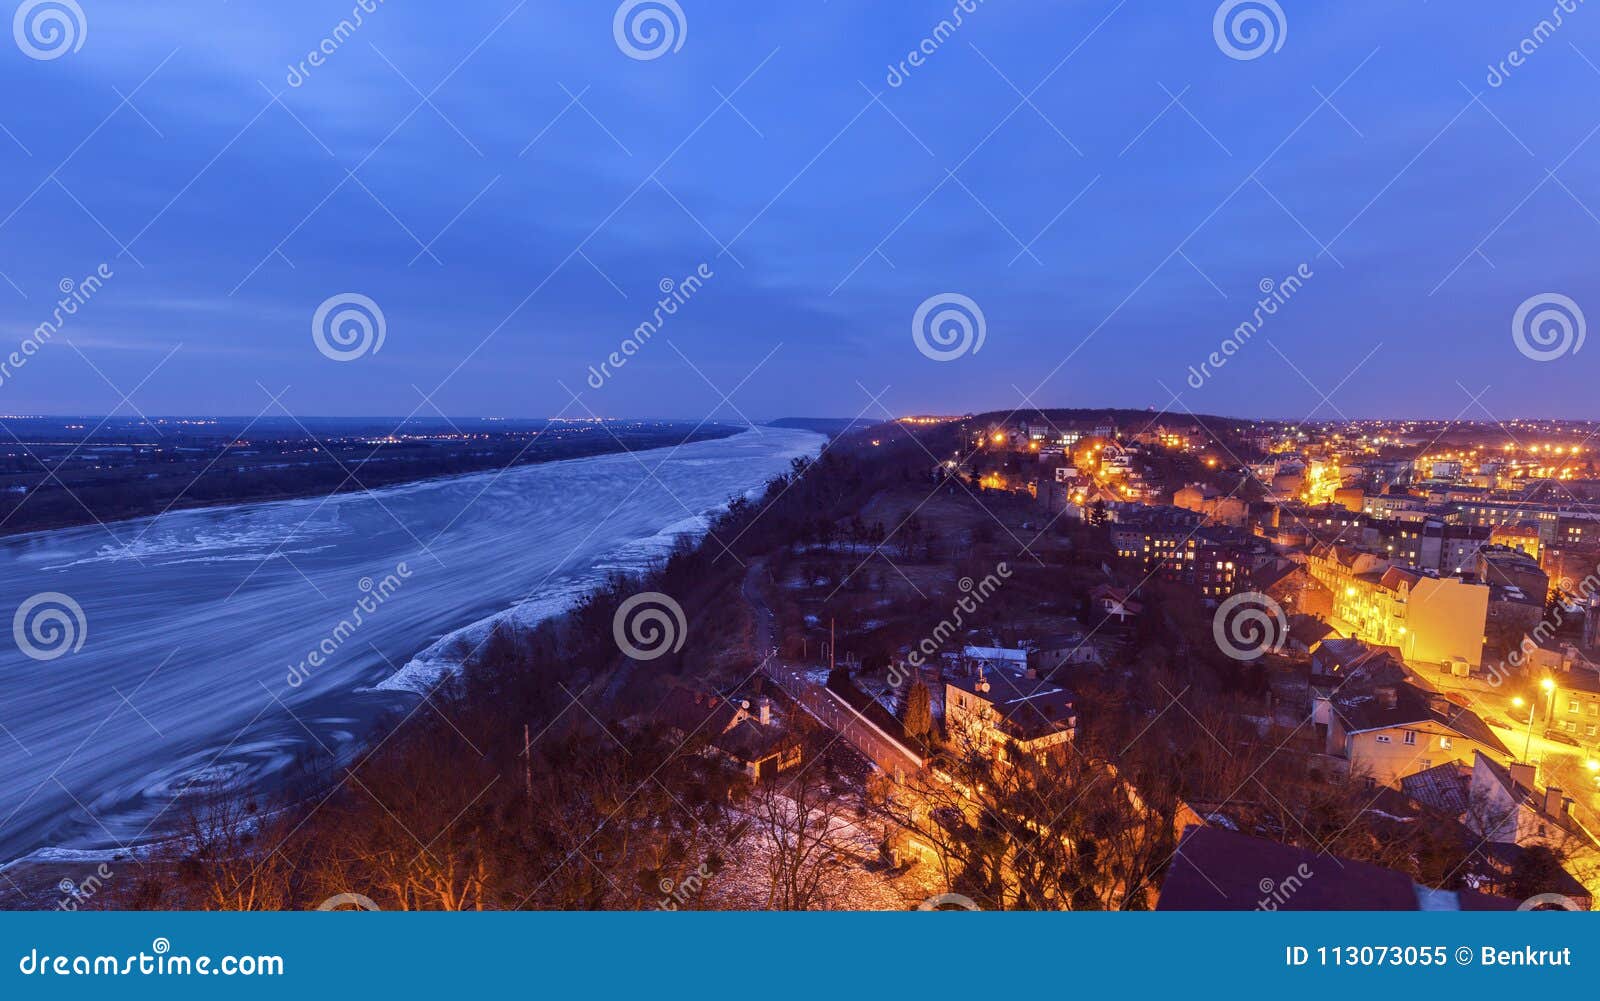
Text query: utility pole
523 723 532 799
830 618 835 674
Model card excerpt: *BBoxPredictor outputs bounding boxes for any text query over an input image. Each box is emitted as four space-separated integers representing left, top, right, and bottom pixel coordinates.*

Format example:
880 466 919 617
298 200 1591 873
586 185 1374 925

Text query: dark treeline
118 426 932 910
0 425 736 537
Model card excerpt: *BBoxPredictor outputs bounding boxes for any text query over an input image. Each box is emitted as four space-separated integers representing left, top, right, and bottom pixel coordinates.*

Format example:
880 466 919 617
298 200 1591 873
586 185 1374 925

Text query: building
657 690 802 779
1466 752 1592 850
944 664 1077 764
1309 638 1407 686
1319 680 1510 787
959 645 1028 676
1027 624 1101 672
1309 545 1489 669
1546 666 1600 750
1478 544 1550 600
1091 584 1143 625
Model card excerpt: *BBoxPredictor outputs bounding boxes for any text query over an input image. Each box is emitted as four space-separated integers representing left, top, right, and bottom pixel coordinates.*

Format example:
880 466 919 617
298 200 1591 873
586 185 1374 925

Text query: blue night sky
0 0 1598 421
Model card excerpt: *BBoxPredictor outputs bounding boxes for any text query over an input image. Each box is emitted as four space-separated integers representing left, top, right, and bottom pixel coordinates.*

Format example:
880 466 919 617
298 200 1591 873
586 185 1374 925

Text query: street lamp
1521 678 1557 763
1514 697 1536 763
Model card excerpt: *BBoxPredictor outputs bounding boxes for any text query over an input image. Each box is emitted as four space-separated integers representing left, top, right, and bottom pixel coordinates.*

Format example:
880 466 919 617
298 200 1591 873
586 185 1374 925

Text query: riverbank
0 426 827 871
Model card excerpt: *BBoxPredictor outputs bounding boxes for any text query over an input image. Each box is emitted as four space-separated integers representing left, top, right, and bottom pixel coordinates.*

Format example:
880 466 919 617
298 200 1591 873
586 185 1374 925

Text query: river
0 426 824 865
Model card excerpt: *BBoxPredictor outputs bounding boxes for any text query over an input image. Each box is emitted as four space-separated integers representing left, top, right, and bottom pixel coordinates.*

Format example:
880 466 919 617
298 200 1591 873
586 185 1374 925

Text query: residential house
1027 624 1101 673
1319 680 1510 787
657 690 801 780
960 645 1028 676
1091 584 1143 625
944 664 1077 764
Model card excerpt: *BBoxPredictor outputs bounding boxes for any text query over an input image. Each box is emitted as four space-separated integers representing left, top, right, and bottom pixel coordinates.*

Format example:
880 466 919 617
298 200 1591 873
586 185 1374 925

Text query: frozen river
0 426 824 865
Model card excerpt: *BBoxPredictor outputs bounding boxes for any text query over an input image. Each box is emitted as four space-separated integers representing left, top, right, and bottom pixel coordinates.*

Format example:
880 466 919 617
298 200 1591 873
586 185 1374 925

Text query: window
1375 735 1392 744
1439 737 1453 750
1402 730 1417 745
1571 700 1582 715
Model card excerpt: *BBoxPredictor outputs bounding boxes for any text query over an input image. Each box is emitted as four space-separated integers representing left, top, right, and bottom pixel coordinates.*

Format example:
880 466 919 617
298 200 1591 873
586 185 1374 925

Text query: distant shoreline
0 423 745 542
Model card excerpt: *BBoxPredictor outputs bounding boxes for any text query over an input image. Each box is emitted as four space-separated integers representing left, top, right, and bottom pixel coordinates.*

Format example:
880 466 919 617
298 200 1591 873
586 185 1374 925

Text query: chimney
1509 761 1537 793
1545 786 1567 817
758 697 772 726
976 664 991 694
1376 684 1398 710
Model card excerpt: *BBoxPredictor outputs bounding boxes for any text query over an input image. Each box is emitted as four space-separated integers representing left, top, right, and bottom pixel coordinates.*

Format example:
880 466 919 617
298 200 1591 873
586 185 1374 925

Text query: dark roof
1312 639 1408 686
1159 826 1518 911
1380 565 1425 591
1332 683 1510 758
1474 753 1593 842
1481 843 1591 903
1401 761 1472 817
656 689 791 765
1288 614 1335 648
1031 626 1089 651
947 668 1076 741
